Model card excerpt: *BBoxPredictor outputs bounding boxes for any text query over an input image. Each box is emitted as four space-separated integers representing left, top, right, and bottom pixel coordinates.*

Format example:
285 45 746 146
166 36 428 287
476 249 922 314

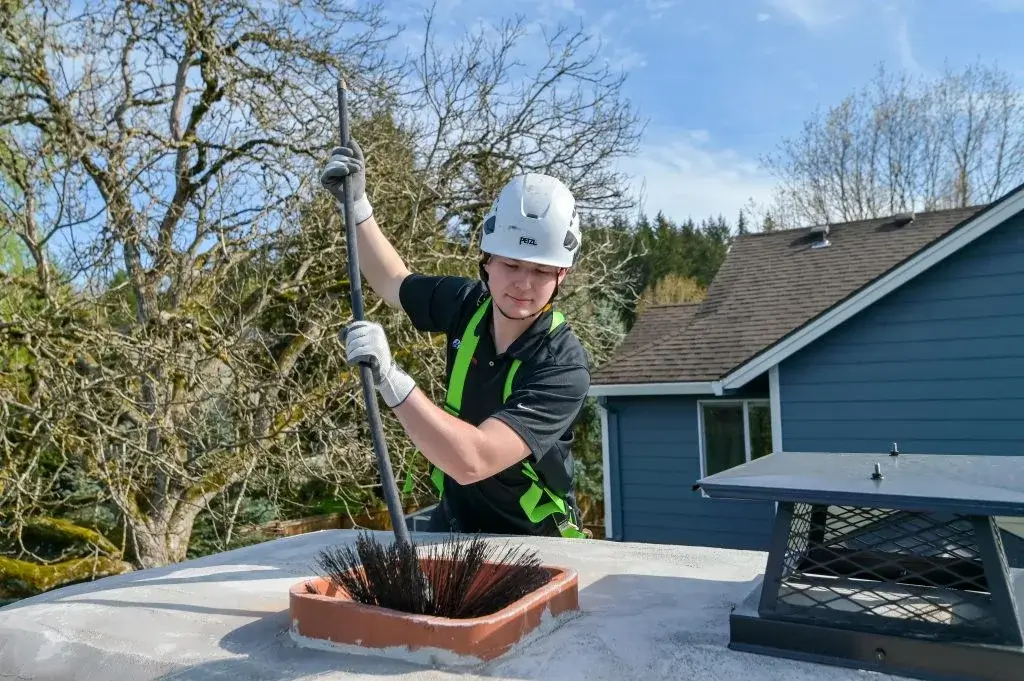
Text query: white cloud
617 129 777 224
396 0 648 74
767 0 852 29
644 0 675 19
894 18 921 74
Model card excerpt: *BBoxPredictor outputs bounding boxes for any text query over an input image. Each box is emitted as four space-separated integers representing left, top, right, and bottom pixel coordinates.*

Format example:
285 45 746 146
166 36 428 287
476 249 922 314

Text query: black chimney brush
310 530 552 619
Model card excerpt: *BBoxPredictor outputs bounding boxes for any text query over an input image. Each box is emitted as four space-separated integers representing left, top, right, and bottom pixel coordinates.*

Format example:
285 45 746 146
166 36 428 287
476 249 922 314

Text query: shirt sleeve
488 361 591 468
398 273 481 335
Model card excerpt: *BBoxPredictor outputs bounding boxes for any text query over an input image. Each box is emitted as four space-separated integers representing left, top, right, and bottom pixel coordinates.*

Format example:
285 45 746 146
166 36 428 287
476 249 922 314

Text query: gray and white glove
319 139 373 225
343 321 415 408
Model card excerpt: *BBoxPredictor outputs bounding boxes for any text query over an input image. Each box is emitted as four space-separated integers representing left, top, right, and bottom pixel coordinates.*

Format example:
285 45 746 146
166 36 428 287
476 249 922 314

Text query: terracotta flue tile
288 560 580 666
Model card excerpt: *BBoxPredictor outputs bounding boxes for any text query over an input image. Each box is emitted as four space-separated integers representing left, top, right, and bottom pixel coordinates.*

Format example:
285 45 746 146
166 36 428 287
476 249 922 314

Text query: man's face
484 255 567 318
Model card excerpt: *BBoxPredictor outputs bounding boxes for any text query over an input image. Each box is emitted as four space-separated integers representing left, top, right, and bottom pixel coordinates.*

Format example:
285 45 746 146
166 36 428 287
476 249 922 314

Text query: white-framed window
697 399 774 478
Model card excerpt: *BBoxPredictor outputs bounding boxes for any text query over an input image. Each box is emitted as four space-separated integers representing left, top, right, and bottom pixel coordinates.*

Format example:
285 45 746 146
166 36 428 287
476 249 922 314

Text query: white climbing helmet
480 173 582 269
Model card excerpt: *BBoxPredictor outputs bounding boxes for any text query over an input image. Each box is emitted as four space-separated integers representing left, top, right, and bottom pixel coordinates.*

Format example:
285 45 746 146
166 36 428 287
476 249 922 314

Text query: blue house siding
779 211 1024 456
604 395 775 550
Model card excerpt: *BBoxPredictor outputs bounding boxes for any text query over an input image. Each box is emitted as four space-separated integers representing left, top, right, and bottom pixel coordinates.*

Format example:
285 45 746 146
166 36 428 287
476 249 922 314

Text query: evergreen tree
737 209 749 235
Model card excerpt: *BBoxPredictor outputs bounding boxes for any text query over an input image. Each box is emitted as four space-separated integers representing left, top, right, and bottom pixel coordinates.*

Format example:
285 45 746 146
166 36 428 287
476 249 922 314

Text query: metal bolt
871 462 883 480
875 648 886 662
890 442 900 456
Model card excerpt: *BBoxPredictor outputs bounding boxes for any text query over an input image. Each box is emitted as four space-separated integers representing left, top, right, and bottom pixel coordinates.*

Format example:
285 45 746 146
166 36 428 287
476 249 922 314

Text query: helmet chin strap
491 281 560 322
492 297 544 322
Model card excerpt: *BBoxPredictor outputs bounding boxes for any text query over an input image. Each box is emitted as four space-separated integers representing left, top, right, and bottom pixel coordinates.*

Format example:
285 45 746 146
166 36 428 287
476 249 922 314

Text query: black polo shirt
398 272 591 536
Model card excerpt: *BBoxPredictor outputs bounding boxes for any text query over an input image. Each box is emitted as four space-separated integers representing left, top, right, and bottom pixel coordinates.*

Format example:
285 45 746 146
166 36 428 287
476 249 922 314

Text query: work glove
343 320 415 408
320 139 373 225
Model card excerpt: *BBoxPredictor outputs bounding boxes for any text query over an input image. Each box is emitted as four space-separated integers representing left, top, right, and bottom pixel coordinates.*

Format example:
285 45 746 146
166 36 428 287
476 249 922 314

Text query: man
320 139 591 538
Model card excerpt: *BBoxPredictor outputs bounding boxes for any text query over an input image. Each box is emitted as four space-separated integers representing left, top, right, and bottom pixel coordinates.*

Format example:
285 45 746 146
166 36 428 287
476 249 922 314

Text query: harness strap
443 299 491 417
403 297 586 538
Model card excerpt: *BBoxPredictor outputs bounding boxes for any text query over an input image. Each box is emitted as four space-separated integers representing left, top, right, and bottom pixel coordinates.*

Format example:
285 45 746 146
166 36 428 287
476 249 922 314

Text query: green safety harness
402 297 587 539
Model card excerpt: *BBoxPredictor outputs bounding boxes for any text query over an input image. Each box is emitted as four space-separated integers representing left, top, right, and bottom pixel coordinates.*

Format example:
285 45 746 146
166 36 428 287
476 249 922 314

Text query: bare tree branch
753 61 1024 228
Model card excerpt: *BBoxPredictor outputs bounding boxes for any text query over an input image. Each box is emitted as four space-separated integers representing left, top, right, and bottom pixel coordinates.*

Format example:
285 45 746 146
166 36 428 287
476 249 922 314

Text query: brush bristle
312 531 552 618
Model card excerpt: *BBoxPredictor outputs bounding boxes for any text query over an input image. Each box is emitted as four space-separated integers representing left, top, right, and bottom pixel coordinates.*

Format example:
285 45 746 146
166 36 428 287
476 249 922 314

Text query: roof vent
889 212 915 228
808 223 830 249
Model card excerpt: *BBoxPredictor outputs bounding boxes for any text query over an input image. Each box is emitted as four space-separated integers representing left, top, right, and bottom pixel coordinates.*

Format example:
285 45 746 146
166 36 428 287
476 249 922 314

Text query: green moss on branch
23 516 120 557
0 555 133 598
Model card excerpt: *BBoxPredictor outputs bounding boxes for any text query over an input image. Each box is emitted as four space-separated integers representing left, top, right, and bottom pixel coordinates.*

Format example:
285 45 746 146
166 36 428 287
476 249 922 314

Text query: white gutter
588 381 724 397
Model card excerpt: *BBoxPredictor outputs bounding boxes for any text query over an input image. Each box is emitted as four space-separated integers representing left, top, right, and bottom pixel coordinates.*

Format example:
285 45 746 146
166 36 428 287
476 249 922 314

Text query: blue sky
382 0 1024 226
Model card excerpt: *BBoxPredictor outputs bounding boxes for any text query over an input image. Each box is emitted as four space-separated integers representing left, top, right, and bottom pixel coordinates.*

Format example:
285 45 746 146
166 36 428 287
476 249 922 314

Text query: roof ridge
741 204 988 238
642 301 703 310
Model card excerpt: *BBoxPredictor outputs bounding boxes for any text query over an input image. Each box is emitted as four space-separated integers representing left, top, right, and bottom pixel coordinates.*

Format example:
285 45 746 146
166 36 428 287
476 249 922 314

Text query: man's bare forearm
354 215 410 308
391 388 531 485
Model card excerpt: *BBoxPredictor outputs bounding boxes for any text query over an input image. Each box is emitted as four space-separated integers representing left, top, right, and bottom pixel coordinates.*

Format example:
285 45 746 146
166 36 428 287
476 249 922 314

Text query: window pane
702 404 745 476
748 404 773 460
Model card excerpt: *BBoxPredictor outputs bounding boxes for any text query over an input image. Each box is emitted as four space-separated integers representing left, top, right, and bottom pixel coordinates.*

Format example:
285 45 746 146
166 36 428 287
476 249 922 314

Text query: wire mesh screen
765 502 1011 643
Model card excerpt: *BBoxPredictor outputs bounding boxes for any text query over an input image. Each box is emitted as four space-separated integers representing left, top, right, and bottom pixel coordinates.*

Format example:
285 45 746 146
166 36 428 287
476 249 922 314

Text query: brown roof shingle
591 205 988 386
596 302 699 377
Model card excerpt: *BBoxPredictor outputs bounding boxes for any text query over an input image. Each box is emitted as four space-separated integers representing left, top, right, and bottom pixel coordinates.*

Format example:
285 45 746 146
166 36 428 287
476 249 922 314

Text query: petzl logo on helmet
519 236 537 246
